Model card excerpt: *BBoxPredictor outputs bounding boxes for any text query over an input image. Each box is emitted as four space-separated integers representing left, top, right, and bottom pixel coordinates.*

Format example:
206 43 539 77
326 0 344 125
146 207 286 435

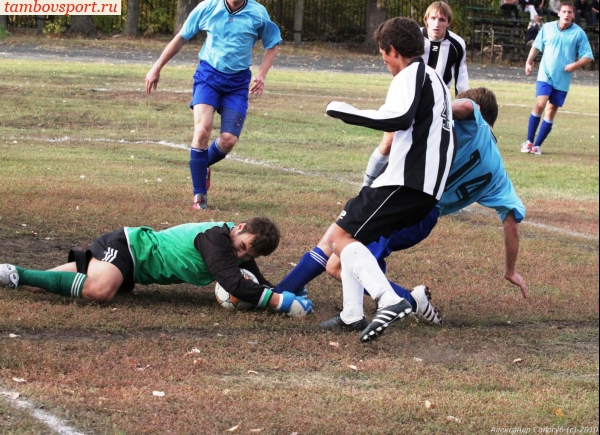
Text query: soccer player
145 0 281 209
0 217 313 317
520 1 594 155
275 17 454 343
363 1 468 189
276 88 527 332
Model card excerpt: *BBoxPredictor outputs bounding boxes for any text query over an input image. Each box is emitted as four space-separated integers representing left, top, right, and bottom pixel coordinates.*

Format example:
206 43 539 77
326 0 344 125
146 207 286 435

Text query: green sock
15 267 86 298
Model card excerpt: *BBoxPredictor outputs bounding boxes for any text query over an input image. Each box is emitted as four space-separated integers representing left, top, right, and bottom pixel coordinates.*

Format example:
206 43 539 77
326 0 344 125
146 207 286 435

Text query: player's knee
218 133 238 152
325 261 341 281
82 279 118 303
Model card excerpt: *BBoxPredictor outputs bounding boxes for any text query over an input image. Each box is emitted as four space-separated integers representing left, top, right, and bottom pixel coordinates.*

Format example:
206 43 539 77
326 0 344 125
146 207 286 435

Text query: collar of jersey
224 0 248 15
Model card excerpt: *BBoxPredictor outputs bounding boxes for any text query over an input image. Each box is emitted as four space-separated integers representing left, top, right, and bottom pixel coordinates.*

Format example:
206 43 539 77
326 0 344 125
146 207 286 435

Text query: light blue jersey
533 21 594 92
438 99 525 223
180 0 282 74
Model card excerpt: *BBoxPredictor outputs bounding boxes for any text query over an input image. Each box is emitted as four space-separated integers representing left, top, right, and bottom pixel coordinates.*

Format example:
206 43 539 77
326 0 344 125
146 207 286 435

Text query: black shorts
336 186 438 245
86 229 136 293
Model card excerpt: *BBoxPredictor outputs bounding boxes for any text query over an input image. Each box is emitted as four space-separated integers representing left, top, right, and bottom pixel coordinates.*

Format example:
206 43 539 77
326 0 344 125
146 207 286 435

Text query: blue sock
527 113 542 143
534 119 553 147
190 148 208 195
388 281 417 311
274 247 329 294
207 139 227 167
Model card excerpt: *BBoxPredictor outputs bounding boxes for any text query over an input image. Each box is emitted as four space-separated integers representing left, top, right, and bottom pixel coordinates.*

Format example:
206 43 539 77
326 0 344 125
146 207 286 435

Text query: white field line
5 135 599 242
89 88 600 117
1 389 86 435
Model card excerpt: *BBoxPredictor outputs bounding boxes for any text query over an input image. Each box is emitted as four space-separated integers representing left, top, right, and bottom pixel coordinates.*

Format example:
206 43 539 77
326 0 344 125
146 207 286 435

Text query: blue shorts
536 81 568 107
367 207 440 274
191 61 251 136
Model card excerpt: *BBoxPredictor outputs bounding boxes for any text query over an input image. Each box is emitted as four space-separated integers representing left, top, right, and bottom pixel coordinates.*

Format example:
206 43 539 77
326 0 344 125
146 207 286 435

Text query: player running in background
1 217 313 317
363 1 468 189
145 0 281 209
275 88 527 332
278 17 454 342
520 1 593 155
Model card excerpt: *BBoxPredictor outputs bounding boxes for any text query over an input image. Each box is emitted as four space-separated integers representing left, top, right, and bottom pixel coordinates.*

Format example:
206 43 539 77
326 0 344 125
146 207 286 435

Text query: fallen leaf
288 262 297 266
222 389 230 395
413 357 423 363
8 334 19 338
1 392 19 400
425 400 435 409
12 378 26 383
247 370 259 375
553 408 564 418
329 341 340 348
63 389 75 395
446 416 461 423
347 365 358 371
227 424 240 432
513 358 523 364
249 429 264 433
193 358 205 364
152 391 165 397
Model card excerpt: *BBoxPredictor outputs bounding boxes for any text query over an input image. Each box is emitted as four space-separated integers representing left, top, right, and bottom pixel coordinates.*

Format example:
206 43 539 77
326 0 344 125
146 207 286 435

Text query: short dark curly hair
374 17 425 58
240 216 281 257
456 87 499 127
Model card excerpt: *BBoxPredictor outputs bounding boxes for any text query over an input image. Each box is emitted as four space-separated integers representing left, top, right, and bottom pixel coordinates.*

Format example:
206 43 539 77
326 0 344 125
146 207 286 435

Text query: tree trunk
36 15 45 34
364 0 387 52
0 15 7 30
124 0 140 36
68 15 97 37
174 0 199 35
293 0 304 44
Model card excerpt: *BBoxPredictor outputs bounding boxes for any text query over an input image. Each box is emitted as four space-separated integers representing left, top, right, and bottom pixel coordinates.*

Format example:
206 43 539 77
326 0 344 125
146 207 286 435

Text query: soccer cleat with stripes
0 264 19 288
318 315 367 332
360 299 413 342
411 285 443 325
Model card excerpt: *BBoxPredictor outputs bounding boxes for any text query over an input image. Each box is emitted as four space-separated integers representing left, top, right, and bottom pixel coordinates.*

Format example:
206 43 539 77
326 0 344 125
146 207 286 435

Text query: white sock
363 148 389 187
340 242 402 308
339 264 365 323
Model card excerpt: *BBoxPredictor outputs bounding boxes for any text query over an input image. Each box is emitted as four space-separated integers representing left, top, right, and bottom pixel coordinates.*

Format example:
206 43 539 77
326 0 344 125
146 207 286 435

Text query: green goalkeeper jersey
124 222 234 286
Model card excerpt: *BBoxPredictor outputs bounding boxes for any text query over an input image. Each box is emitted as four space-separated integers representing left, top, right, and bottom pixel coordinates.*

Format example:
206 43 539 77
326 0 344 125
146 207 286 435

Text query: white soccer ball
215 268 257 311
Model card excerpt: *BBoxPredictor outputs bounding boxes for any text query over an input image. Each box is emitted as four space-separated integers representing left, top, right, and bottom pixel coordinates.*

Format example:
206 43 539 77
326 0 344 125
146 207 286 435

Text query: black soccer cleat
360 299 413 342
318 315 367 332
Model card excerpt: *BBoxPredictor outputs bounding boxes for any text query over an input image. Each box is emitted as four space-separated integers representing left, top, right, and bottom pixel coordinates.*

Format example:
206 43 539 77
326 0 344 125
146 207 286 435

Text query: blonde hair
423 2 453 26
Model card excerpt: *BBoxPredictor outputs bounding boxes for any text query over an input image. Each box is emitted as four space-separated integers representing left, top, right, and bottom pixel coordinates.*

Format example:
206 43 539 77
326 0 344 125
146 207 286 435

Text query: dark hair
559 1 575 11
456 87 499 127
374 17 425 58
240 216 281 257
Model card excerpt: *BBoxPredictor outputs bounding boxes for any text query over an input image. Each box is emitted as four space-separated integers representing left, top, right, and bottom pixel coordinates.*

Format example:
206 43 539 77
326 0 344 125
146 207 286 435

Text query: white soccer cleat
411 285 443 325
531 146 542 155
0 264 19 288
520 141 533 154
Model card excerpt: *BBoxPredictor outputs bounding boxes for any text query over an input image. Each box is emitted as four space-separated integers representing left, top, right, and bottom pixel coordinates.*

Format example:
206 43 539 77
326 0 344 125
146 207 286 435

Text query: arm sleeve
239 259 274 288
455 40 469 95
179 2 208 40
258 12 282 49
478 179 526 223
326 62 424 132
195 225 270 306
577 30 595 60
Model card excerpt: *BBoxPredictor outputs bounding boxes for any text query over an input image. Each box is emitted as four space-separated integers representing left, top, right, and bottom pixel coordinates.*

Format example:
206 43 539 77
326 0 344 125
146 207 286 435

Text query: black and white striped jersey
421 28 469 95
326 58 455 201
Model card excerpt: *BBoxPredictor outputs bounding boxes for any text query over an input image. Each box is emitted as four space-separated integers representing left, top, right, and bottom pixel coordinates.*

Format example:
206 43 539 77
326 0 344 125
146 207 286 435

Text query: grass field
0 39 598 435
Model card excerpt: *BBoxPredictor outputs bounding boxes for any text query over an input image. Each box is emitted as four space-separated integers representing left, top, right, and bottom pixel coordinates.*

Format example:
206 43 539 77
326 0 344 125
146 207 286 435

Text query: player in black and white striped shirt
421 2 469 96
273 18 454 343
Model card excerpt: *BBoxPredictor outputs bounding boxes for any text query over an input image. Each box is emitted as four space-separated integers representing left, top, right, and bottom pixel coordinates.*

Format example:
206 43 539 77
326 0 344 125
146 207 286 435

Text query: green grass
0 52 598 434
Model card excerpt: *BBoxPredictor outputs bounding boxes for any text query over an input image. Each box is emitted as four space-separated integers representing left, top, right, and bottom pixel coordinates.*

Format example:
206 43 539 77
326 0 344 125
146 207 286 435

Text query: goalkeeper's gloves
277 291 314 317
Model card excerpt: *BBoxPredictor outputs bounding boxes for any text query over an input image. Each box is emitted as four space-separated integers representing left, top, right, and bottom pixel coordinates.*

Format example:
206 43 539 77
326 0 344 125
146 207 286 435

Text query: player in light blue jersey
520 1 593 155
146 0 282 209
274 88 527 331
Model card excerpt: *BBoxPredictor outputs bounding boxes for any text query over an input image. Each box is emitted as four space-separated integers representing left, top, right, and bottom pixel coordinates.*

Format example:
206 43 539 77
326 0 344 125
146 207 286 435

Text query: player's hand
525 63 533 76
250 75 266 96
145 67 160 94
278 291 314 317
564 63 577 73
505 272 528 298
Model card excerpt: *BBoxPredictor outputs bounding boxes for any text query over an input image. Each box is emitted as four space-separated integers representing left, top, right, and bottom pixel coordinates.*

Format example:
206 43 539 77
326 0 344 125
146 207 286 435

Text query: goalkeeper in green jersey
0 217 313 317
